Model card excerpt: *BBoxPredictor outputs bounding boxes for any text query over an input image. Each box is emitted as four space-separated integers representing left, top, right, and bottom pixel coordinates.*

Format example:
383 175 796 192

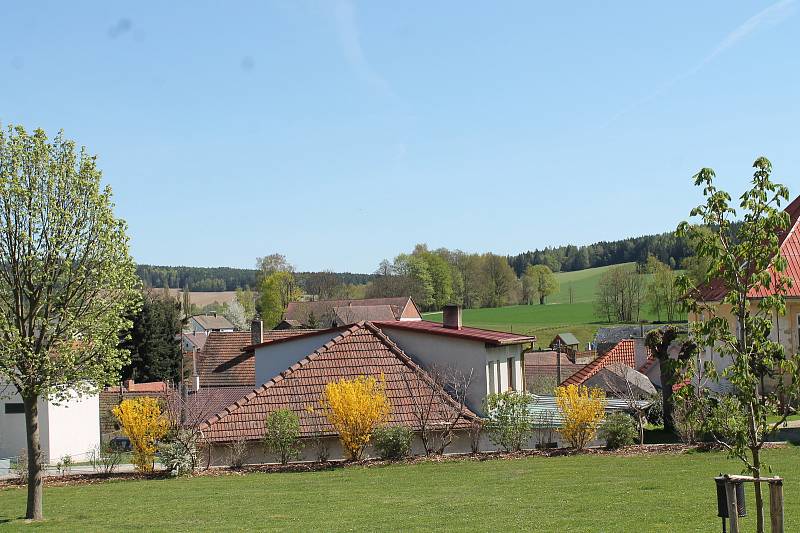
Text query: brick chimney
442 305 462 330
251 316 263 345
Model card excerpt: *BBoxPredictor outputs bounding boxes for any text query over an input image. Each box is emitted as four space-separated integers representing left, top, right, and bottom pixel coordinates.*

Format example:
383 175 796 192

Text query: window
507 357 516 391
4 403 24 414
488 361 496 395
496 361 503 393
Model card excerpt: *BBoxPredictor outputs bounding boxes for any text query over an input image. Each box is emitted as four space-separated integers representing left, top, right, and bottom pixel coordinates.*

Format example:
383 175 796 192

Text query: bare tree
401 363 474 455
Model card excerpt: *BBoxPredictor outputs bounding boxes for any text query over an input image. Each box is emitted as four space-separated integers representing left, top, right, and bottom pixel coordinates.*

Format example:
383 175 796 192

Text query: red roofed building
199 322 477 464
694 193 800 391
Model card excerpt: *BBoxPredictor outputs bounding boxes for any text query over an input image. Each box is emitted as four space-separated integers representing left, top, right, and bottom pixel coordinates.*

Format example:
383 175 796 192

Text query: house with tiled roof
283 296 421 328
189 313 235 334
694 193 800 392
559 338 657 398
199 321 477 464
196 325 316 388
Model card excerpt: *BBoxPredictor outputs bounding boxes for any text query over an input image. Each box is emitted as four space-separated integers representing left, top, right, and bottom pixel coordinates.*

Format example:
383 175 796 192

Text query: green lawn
1 448 797 531
549 263 638 304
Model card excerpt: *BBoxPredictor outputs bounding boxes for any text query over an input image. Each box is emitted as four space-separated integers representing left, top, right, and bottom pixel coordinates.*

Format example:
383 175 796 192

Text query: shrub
372 426 413 460
55 454 73 476
322 376 390 461
469 419 483 454
228 438 248 469
88 443 124 474
599 412 638 449
484 391 535 452
263 408 302 465
159 432 198 477
672 393 706 444
112 396 169 472
555 384 606 450
647 391 664 425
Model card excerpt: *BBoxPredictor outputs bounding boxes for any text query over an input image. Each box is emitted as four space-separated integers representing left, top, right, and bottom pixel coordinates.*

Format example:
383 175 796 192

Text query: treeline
365 245 521 311
136 264 373 292
507 231 694 276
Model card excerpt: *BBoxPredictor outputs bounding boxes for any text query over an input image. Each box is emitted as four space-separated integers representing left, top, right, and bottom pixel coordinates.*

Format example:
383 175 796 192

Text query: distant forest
136 265 374 292
506 230 694 276
138 228 701 292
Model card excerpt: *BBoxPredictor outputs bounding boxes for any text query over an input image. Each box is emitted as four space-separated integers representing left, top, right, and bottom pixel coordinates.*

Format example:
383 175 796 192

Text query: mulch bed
0 441 787 488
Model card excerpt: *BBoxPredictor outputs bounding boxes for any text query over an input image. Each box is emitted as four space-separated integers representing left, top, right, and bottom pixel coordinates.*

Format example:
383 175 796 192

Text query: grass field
423 263 686 346
1 448 797 531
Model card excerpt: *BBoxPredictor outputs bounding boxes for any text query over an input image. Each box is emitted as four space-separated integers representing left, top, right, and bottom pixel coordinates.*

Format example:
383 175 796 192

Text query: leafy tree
0 125 141 519
121 291 182 383
112 397 169 472
322 376 390 461
555 384 606 450
256 253 294 282
263 408 301 465
484 391 535 452
235 288 257 323
594 265 645 322
524 264 559 305
676 157 800 533
394 253 434 309
645 255 681 322
483 253 517 307
223 298 249 331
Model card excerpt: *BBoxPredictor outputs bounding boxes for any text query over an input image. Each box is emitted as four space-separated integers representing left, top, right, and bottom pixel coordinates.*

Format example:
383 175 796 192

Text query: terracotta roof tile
698 194 800 301
374 320 535 346
199 322 476 442
198 330 316 387
561 339 636 386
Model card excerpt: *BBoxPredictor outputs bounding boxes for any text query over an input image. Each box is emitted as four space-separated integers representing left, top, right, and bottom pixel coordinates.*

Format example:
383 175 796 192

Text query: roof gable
698 194 800 301
561 339 636 386
200 322 476 442
191 314 235 331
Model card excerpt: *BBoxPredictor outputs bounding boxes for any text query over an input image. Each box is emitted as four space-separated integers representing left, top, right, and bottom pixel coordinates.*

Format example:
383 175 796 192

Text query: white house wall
46 391 100 463
0 382 99 464
253 330 341 386
374 327 524 416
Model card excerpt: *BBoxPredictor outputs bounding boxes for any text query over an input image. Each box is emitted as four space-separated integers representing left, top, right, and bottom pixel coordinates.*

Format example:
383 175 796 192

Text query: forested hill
136 265 374 291
139 228 702 291
507 230 693 276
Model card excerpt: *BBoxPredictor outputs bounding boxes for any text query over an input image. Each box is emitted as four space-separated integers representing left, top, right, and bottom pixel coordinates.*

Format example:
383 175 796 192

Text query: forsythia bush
112 397 169 472
322 376 390 461
555 384 606 450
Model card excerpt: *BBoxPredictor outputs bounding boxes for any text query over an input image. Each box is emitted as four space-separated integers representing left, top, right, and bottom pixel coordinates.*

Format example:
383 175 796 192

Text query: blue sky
1 1 798 273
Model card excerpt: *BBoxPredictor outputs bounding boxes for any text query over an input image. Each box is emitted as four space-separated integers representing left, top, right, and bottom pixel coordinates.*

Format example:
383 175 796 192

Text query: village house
283 296 422 328
188 313 236 334
694 193 800 392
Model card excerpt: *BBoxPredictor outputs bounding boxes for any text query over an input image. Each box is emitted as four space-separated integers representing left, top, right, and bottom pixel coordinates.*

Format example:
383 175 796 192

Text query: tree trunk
660 365 674 432
23 394 44 520
539 295 545 305
752 445 764 533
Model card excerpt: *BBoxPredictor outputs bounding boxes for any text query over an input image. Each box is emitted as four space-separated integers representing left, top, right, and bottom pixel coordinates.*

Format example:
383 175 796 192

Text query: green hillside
548 263 638 304
422 262 686 346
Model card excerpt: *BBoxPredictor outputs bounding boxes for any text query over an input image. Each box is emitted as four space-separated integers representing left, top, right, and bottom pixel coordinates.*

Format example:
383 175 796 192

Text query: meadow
424 263 686 346
0 448 796 532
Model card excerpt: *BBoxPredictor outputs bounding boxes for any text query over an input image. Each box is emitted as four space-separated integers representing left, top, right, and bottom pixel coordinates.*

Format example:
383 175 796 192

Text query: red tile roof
198 330 316 387
698 194 800 301
199 322 477 442
374 320 536 346
284 297 420 326
561 339 636 386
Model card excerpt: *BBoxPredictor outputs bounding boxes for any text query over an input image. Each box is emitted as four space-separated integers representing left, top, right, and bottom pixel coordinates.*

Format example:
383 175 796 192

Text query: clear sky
1 1 798 273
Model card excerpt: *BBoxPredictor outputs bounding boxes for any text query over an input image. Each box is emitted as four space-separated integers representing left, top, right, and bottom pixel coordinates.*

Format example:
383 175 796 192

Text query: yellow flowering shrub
555 384 606 450
322 376 390 461
112 397 169 472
